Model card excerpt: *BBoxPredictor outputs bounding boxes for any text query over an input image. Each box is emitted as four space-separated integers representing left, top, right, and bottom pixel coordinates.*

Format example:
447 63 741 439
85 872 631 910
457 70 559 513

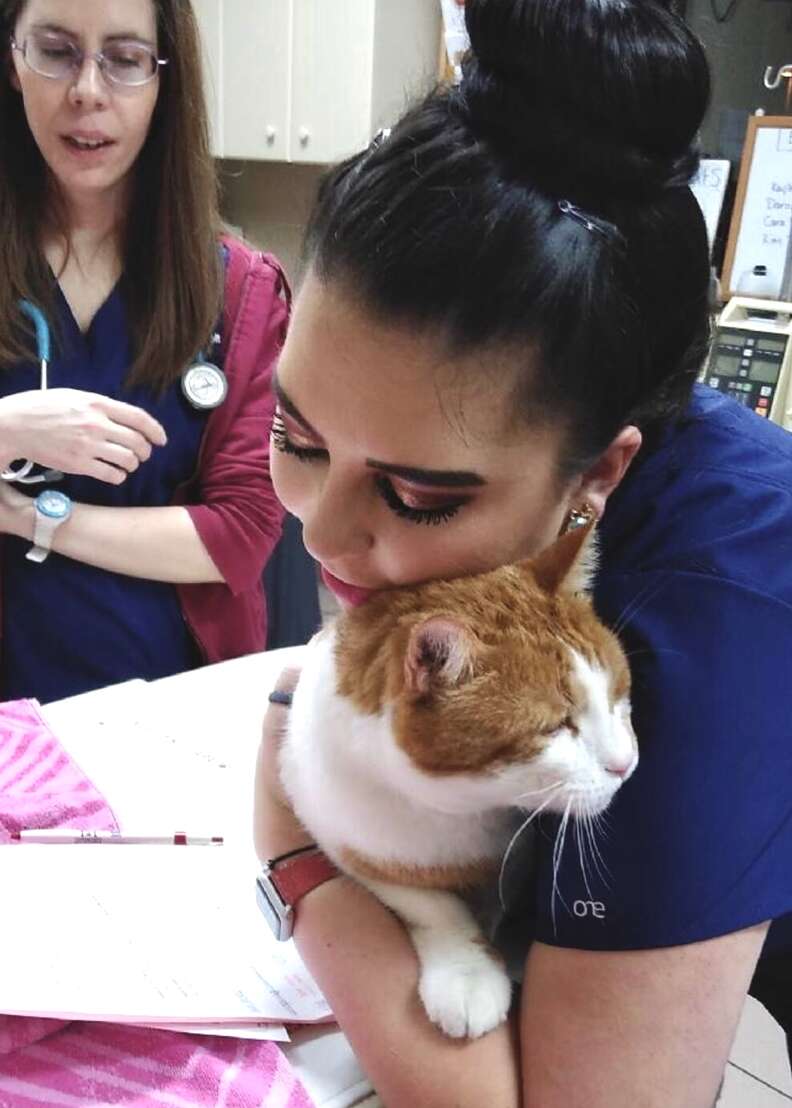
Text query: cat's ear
404 617 477 697
530 522 597 596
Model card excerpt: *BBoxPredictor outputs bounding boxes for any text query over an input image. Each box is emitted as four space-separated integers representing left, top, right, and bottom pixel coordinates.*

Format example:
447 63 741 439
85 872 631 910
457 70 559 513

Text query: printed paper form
0 843 331 1025
135 1021 290 1042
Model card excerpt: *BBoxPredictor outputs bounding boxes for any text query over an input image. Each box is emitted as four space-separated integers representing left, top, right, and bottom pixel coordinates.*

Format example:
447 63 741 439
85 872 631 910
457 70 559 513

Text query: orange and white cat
280 525 637 1038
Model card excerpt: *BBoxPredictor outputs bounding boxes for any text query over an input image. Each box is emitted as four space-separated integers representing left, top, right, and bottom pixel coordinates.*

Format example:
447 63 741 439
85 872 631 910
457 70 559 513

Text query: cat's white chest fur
280 626 517 1038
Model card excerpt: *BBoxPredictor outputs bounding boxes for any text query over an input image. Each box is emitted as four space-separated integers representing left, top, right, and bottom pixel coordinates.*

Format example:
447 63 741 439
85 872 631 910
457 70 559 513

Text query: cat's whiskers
574 818 595 901
579 805 612 891
513 779 566 804
551 796 574 935
623 647 684 660
497 785 564 911
612 574 671 637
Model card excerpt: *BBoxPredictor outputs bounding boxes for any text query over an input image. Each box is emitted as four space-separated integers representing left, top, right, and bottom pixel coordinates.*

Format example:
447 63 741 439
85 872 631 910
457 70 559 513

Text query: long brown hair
0 0 223 390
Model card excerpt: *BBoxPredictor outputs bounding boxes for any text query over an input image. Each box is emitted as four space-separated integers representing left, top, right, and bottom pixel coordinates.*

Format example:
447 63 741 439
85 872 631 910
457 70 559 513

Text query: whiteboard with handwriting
726 124 792 298
690 159 730 250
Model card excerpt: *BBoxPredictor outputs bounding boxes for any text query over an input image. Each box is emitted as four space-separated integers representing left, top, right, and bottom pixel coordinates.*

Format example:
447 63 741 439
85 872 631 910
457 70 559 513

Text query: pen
10 830 224 845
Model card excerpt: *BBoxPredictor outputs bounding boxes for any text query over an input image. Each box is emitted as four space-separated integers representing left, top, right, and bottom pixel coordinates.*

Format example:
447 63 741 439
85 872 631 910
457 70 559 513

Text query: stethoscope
1 300 228 484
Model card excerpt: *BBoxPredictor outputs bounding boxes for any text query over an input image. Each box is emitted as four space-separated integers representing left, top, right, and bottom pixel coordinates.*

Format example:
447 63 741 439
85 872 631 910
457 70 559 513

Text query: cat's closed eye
537 714 576 737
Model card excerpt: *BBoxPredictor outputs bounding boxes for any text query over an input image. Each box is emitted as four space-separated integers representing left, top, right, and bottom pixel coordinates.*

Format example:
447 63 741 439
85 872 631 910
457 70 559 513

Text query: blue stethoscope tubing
1 299 60 484
21 298 51 377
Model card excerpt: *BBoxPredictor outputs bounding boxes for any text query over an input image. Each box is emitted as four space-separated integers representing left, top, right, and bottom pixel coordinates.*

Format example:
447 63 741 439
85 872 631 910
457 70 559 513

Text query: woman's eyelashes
271 412 468 526
373 475 466 526
271 412 327 462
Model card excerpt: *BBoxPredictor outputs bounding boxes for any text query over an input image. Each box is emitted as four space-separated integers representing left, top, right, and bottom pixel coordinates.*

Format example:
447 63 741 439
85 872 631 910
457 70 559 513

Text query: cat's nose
605 754 636 779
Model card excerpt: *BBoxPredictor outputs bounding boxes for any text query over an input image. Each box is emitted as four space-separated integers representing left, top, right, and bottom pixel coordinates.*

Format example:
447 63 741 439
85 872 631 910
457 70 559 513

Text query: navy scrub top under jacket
1 283 208 703
497 385 792 966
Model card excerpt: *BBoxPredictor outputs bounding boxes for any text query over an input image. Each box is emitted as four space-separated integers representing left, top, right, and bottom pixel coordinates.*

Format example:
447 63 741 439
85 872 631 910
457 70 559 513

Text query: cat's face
336 526 637 820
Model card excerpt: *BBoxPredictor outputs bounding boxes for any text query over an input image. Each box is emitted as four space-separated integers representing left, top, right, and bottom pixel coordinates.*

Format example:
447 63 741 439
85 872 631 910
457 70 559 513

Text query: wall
219 160 325 286
688 0 792 161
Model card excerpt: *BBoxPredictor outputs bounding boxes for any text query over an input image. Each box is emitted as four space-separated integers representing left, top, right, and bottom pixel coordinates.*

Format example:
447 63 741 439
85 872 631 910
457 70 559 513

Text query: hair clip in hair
370 127 392 150
558 199 608 237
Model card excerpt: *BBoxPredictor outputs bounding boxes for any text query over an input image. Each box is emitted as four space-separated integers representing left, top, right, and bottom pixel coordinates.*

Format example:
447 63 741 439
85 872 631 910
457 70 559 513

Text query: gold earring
563 502 596 533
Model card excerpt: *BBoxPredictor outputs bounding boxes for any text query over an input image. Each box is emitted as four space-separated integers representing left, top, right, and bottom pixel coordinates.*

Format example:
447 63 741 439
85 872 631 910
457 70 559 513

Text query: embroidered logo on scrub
573 900 606 920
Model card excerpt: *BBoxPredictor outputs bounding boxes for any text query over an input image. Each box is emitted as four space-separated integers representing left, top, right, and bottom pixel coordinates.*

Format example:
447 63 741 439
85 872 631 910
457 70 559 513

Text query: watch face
181 363 228 410
36 489 71 519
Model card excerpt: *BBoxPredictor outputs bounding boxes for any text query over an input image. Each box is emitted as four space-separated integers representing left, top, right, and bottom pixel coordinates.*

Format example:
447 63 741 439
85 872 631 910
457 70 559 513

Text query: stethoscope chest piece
181 361 228 411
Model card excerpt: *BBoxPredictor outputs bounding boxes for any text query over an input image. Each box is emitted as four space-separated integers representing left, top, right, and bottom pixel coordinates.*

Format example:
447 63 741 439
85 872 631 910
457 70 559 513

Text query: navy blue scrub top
0 283 208 703
497 386 792 965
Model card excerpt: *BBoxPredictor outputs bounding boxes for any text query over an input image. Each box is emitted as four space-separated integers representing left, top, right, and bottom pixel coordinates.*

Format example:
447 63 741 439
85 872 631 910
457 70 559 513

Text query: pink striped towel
0 698 119 843
0 1022 315 1108
0 701 317 1107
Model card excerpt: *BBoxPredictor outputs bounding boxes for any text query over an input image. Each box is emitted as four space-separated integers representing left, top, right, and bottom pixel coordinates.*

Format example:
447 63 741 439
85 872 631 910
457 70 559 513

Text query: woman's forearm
5 497 224 584
0 400 23 470
292 877 522 1108
253 705 522 1108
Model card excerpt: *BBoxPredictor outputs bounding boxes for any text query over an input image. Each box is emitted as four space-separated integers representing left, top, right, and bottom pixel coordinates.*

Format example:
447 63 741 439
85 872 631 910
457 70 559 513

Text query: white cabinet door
290 0 376 164
192 0 223 157
222 0 291 161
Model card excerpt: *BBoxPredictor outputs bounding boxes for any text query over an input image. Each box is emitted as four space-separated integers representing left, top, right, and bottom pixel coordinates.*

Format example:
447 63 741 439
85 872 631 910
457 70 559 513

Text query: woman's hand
253 665 314 863
0 389 167 484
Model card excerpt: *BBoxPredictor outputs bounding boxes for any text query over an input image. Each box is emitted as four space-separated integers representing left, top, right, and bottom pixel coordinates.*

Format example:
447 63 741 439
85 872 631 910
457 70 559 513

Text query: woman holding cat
0 0 287 703
255 1 792 1104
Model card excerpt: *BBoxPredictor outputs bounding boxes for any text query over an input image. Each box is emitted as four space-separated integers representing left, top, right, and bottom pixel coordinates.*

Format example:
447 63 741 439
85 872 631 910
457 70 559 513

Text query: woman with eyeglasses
0 0 288 703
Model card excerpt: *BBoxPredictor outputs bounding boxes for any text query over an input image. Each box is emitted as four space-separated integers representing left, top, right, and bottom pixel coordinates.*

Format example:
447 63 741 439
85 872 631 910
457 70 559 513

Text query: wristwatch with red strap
256 844 340 941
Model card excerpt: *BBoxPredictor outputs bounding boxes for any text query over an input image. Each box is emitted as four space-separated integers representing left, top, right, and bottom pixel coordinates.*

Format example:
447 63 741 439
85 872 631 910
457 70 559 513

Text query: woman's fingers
85 459 130 486
98 397 167 447
0 389 167 484
262 667 302 748
102 423 154 465
95 441 143 475
271 666 302 698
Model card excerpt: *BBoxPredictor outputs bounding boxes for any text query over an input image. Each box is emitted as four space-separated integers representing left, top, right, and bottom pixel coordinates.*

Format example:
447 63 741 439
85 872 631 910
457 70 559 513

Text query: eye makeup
271 409 473 526
271 411 327 463
373 475 467 525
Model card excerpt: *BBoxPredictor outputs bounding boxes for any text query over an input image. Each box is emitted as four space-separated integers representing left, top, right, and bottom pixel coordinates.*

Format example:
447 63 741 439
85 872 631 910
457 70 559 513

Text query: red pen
10 830 224 845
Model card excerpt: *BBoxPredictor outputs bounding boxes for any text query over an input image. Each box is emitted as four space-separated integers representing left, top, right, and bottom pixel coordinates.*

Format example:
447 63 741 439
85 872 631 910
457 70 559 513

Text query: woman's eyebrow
272 375 321 437
273 374 485 487
105 32 157 46
32 22 155 45
365 460 486 488
33 21 75 34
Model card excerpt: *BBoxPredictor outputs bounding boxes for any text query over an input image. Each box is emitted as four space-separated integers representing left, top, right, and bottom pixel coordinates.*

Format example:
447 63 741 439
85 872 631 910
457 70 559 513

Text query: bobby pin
558 199 610 237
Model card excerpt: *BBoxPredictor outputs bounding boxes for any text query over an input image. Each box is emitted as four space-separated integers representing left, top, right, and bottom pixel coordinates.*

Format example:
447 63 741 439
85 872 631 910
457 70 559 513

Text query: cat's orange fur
340 847 498 890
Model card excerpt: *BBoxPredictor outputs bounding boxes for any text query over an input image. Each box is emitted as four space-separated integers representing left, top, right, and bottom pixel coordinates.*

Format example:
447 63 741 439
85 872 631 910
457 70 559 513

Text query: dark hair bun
459 0 710 200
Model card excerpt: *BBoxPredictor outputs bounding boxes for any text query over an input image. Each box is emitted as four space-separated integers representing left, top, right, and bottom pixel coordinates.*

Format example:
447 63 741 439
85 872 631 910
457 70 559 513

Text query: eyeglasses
10 30 168 88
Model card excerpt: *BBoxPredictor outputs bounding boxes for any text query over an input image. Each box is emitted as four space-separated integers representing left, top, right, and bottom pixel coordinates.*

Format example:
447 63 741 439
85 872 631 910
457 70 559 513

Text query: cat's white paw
418 944 512 1039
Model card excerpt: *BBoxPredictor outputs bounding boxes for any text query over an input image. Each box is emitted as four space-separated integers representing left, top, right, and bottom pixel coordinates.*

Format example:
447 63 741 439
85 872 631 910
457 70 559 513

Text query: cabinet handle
298 127 311 147
265 126 277 144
